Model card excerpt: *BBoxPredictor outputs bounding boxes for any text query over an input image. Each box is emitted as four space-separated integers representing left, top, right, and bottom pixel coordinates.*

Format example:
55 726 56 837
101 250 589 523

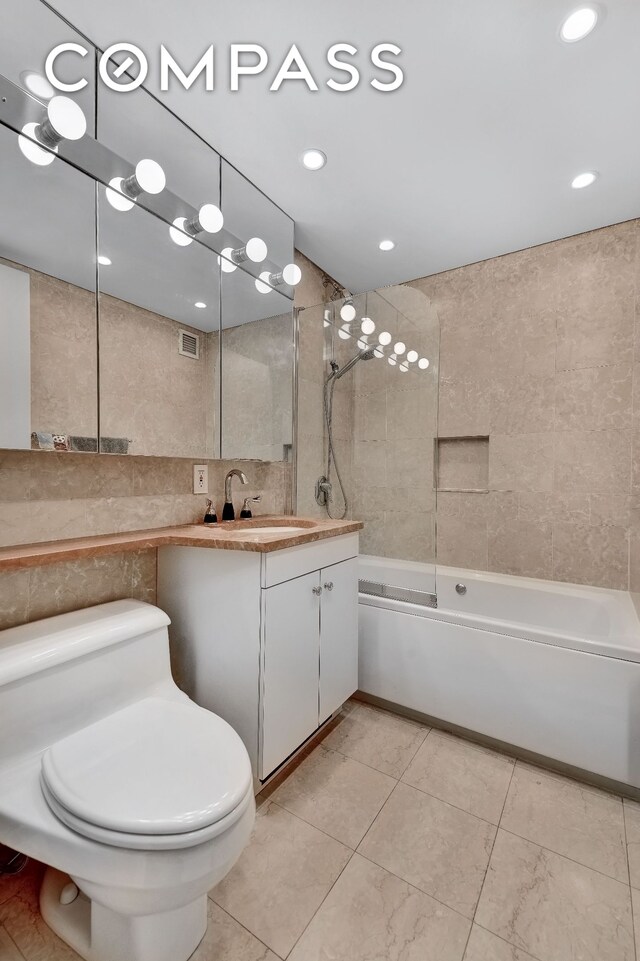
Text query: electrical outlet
193 464 208 494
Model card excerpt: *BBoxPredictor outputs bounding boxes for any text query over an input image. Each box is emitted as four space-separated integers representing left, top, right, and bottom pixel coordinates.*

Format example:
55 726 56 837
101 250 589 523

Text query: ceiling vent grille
179 329 200 359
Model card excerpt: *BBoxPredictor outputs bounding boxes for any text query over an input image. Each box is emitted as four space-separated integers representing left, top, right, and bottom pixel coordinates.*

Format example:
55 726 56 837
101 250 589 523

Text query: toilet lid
41 697 253 836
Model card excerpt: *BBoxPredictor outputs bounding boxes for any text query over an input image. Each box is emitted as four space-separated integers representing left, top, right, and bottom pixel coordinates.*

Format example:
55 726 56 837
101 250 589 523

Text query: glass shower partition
296 285 440 600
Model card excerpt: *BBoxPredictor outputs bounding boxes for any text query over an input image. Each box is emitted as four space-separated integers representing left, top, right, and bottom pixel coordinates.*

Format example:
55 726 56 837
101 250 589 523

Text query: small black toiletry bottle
203 499 217 524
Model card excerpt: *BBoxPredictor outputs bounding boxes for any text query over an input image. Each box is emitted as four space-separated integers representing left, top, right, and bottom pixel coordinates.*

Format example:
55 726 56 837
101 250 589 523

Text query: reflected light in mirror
340 300 356 322
361 317 375 335
18 123 55 166
338 325 351 339
218 248 237 273
20 71 55 101
170 217 192 246
255 271 272 294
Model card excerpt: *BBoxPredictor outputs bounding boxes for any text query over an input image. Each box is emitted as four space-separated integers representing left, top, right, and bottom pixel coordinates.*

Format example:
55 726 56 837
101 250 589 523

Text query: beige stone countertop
0 517 364 571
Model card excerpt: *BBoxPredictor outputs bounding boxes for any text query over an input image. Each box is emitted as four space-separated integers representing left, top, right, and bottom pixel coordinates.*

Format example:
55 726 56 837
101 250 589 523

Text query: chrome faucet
222 469 248 521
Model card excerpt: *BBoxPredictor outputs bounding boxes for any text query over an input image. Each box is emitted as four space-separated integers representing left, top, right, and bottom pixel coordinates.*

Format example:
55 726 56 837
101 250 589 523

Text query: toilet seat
40 697 253 850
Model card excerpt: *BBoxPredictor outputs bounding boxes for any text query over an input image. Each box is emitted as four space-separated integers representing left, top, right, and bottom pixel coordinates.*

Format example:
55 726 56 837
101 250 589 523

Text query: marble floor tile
270 744 396 848
323 703 428 777
631 887 640 959
0 892 81 961
402 731 514 824
358 781 496 918
623 799 640 888
289 853 470 961
501 763 627 881
210 801 351 959
0 926 24 961
463 925 538 961
475 830 634 961
191 901 278 961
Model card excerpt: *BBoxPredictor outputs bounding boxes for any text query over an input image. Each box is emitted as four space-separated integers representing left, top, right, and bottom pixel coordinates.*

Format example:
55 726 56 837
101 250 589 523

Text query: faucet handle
240 494 262 519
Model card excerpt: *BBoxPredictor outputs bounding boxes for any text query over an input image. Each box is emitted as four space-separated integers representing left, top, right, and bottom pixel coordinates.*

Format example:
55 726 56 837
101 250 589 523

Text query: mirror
219 161 296 462
220 261 294 462
97 183 221 457
0 122 98 451
0 1 297 463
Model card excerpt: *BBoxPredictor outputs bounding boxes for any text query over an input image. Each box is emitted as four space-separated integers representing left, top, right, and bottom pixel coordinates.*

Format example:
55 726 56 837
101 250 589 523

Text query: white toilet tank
0 600 179 768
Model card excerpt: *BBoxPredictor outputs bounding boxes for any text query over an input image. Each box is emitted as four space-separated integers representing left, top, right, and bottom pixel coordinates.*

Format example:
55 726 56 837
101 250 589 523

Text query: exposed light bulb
378 331 392 346
230 237 268 265
418 357 430 370
133 158 166 194
407 350 419 363
196 203 224 234
361 317 375 335
340 300 357 323
218 248 237 273
560 6 598 42
282 263 302 286
18 96 86 167
394 342 406 355
106 158 165 211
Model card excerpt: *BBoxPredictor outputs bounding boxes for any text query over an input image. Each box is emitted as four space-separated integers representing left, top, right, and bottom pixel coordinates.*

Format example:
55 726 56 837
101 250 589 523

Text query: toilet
0 599 255 961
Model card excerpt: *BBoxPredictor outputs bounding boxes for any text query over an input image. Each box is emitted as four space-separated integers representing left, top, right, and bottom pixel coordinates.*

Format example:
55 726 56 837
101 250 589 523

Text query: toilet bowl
0 600 255 961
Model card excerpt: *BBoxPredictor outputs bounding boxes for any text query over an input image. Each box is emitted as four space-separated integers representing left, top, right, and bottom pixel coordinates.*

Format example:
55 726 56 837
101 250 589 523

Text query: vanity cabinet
157 533 358 783
261 557 358 778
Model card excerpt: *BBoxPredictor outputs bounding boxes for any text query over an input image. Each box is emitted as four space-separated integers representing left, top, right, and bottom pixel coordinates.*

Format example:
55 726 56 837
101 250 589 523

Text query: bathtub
358 555 640 789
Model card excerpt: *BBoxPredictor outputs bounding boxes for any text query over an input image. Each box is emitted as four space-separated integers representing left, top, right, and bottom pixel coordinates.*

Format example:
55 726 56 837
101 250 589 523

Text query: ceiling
37 0 640 292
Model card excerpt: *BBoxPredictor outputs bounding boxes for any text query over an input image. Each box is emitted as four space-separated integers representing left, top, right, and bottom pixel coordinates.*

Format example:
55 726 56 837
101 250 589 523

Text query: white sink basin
233 526 306 535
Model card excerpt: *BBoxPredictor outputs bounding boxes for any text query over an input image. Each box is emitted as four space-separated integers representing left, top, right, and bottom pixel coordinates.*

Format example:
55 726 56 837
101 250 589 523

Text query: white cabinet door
319 558 359 723
261 571 321 779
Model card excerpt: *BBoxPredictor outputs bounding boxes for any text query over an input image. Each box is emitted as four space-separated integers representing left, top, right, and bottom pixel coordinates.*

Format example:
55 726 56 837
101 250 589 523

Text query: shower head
328 346 376 382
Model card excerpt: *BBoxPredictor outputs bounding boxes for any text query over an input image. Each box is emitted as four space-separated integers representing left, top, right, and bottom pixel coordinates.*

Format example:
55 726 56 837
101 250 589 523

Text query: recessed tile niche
436 437 489 492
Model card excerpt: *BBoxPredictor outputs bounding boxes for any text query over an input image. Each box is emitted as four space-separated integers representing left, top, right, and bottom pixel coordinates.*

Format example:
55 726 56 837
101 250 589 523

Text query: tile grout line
460 754 517 958
205 900 284 961
622 801 638 961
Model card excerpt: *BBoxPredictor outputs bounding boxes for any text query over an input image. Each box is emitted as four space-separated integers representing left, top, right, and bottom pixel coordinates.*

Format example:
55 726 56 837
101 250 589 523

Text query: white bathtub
358 555 640 789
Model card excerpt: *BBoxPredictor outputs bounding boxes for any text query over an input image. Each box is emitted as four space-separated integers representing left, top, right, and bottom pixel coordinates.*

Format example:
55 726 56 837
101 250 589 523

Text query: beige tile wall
0 451 290 630
409 218 640 590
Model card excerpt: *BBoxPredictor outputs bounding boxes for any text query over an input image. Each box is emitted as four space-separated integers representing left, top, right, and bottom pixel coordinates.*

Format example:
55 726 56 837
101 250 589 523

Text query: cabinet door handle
324 582 334 592
312 586 322 596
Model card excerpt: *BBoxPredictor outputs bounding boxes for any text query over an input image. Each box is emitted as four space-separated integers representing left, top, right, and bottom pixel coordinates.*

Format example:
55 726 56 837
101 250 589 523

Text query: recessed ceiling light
195 301 207 308
571 171 598 189
97 255 111 266
560 6 599 42
20 70 55 100
301 149 327 171
379 240 395 251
